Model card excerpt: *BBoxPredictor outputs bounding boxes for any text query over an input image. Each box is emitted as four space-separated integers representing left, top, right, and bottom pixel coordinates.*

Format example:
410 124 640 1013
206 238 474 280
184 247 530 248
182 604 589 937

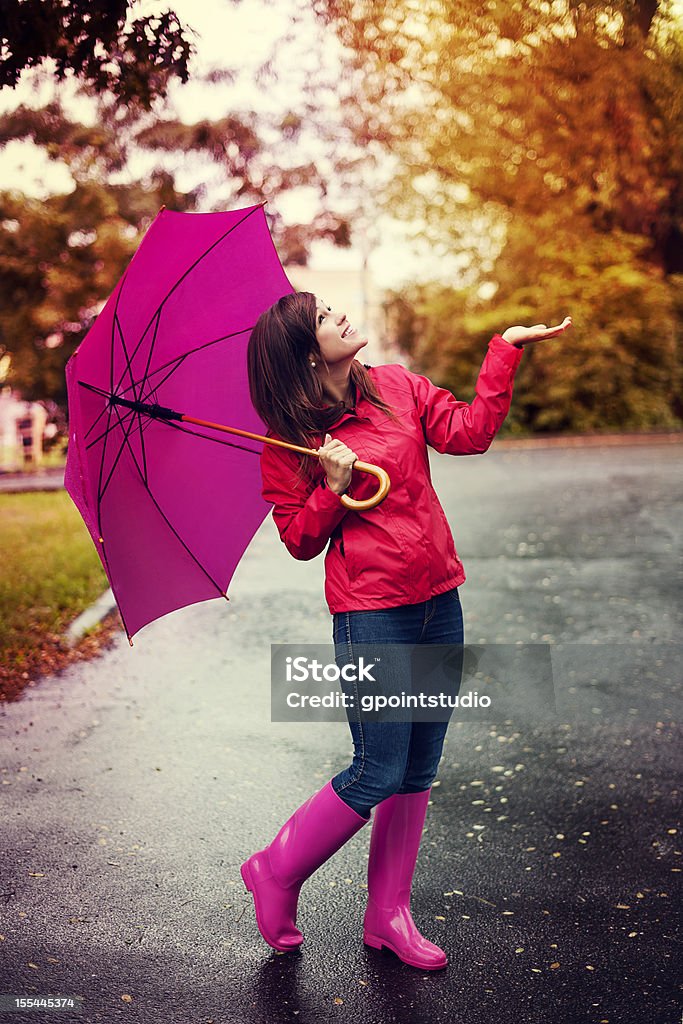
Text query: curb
492 431 683 449
0 467 65 493
65 588 118 647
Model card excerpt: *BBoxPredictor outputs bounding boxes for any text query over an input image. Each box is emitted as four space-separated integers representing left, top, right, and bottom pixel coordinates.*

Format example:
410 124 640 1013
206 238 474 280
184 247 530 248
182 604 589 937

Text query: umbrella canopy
65 202 296 642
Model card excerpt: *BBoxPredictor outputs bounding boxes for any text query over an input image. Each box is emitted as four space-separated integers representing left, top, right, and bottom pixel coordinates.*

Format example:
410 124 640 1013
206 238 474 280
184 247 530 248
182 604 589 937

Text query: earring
310 360 316 367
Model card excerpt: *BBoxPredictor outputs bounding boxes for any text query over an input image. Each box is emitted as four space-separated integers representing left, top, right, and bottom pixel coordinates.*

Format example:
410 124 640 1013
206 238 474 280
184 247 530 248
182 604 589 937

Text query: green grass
0 490 110 681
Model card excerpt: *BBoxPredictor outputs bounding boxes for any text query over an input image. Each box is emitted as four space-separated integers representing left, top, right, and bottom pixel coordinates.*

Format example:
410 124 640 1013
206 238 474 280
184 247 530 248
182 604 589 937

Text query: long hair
247 291 398 486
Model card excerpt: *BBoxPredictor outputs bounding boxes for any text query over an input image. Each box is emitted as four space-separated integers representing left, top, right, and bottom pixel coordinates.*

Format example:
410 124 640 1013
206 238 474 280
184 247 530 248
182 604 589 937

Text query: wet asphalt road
1 439 681 1024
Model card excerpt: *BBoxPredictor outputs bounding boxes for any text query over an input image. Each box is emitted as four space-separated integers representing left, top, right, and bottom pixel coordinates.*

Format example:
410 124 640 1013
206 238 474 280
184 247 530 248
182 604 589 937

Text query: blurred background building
0 388 50 470
284 264 394 367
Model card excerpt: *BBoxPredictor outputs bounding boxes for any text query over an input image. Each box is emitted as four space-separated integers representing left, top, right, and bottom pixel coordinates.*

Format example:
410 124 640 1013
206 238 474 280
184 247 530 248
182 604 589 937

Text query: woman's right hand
317 432 357 495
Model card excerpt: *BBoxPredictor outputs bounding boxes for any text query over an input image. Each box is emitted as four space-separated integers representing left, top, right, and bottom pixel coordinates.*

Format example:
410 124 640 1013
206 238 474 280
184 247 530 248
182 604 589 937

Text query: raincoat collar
322 365 373 427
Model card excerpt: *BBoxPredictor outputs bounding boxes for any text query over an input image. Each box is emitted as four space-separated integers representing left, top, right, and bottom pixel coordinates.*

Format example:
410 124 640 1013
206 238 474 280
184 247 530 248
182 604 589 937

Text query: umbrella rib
127 326 253 398
82 276 128 446
142 309 162 391
115 312 149 485
80 377 171 453
95 403 115 530
138 354 188 406
80 381 110 399
114 313 139 401
80 309 178 446
142 486 226 598
83 392 112 443
115 307 162 425
92 401 225 620
81 381 173 453
139 414 148 484
80 382 137 452
81 370 183 452
97 398 148 505
87 410 132 453
80 374 147 645
109 402 226 597
137 309 162 474
101 289 157 408
135 380 169 477
94 272 133 515
110 273 127 397
111 203 264 399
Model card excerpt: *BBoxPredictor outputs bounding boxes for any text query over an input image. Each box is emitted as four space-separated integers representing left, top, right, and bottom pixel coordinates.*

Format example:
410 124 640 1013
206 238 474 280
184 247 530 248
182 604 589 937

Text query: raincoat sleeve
403 334 524 455
260 438 348 561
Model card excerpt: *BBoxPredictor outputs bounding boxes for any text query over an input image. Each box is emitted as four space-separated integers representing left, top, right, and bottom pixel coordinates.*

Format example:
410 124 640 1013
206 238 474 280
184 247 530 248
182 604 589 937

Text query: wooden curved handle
340 460 391 510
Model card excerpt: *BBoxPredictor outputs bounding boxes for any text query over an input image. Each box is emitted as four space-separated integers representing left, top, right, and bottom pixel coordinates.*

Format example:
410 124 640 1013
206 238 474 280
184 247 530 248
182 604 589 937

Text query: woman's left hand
502 316 573 347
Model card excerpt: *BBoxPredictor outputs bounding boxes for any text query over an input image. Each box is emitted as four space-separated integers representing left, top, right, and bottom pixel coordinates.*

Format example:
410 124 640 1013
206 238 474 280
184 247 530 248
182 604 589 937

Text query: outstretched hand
502 316 573 347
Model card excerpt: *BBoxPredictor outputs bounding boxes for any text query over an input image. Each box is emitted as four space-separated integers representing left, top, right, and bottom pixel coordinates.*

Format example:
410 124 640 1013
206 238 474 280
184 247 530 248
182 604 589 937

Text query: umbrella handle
340 460 391 511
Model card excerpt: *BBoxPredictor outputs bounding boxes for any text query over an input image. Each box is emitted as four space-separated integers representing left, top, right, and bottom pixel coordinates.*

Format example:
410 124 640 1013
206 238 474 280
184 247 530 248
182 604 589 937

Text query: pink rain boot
363 788 448 970
240 780 369 951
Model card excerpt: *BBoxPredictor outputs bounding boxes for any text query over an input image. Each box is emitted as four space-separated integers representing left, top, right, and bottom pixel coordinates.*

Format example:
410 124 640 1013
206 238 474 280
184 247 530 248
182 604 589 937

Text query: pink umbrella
64 203 389 644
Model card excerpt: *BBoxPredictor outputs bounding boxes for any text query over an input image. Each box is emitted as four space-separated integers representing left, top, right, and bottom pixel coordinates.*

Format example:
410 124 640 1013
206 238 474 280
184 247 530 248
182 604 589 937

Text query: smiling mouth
341 324 356 338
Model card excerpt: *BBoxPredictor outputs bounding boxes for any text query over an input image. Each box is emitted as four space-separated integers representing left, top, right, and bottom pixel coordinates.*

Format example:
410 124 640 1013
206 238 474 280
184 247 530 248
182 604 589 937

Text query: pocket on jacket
340 522 357 581
435 504 457 559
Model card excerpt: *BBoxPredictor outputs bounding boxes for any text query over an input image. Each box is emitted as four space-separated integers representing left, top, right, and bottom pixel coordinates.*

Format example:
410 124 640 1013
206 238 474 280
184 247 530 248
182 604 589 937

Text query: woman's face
314 298 368 366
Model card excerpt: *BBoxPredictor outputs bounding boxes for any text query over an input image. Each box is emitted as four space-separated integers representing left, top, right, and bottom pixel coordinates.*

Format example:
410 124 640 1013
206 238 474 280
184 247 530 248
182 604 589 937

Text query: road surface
1 440 681 1024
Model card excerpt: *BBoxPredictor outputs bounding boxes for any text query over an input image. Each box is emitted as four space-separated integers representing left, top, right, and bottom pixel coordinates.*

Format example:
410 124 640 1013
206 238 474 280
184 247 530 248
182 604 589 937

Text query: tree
311 0 682 269
0 0 197 409
312 0 683 432
0 0 194 109
0 177 196 409
0 91 354 410
0 98 198 408
133 112 354 264
384 221 682 434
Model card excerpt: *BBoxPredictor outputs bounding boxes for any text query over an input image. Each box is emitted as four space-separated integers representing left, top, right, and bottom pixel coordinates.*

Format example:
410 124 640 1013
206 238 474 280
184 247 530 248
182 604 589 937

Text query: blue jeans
331 587 464 819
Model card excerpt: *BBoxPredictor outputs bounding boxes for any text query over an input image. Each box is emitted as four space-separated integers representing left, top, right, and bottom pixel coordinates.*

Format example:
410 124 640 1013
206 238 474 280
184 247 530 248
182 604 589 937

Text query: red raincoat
260 334 524 613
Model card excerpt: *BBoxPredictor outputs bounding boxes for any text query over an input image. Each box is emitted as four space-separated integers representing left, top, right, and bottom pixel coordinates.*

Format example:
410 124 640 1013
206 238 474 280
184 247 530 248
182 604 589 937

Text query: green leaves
0 170 193 407
314 0 683 433
0 0 194 110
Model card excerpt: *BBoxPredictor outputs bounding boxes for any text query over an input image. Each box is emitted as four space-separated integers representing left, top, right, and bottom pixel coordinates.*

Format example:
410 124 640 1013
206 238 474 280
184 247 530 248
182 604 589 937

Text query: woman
242 292 572 969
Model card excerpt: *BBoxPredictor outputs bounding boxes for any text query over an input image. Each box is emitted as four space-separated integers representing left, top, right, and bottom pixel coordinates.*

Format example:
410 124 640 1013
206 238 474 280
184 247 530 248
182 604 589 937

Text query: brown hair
247 291 398 485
